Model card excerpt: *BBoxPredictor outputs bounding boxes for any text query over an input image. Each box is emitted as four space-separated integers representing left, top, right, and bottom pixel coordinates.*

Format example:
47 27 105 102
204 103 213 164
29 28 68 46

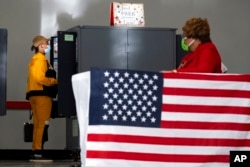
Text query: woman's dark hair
31 45 39 53
182 17 211 43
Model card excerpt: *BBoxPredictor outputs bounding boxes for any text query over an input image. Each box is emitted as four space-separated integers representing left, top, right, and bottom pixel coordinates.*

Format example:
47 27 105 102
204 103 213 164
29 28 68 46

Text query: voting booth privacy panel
0 28 7 116
72 68 250 167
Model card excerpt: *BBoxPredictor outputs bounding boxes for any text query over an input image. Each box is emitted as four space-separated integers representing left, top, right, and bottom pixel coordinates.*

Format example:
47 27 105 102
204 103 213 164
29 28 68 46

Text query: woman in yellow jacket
26 35 58 160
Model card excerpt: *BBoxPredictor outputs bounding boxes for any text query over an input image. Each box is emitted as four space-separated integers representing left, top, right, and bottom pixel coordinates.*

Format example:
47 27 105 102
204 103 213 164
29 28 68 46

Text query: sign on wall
110 2 145 27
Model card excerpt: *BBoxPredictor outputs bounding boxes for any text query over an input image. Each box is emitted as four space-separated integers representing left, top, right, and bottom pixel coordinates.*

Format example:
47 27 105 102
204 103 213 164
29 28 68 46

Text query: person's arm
32 60 58 86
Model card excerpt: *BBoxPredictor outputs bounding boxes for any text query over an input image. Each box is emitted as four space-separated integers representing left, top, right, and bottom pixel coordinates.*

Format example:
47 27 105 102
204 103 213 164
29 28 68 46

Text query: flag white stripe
86 159 228 167
163 79 250 90
163 95 250 107
88 126 250 139
87 142 249 155
162 112 250 123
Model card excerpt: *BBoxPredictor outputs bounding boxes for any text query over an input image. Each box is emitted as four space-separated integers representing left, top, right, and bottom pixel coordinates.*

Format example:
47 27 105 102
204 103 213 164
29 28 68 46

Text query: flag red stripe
163 73 250 82
87 150 229 163
161 121 250 131
87 134 250 147
162 104 250 115
163 87 250 98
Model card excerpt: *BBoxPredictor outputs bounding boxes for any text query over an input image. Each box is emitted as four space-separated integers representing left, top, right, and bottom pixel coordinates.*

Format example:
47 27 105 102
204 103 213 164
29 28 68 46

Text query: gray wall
0 0 249 149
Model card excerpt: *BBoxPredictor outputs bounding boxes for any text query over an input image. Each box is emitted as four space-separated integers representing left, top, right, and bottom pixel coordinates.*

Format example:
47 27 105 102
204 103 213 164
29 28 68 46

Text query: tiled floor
0 160 81 167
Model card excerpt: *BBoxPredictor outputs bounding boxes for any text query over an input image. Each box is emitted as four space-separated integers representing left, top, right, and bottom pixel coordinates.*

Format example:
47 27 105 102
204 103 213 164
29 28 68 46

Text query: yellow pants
29 96 52 150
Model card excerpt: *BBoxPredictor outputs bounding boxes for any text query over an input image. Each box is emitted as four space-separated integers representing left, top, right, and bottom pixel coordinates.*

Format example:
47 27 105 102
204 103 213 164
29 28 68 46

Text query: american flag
72 68 250 167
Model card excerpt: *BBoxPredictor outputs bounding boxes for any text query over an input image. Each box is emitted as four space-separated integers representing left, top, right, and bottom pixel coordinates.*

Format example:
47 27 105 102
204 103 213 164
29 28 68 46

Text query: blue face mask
44 45 51 54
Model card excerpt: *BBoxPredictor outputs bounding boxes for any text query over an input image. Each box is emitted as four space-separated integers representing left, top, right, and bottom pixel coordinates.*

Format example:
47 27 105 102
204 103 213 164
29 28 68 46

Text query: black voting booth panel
55 26 177 117
0 28 7 116
176 34 188 68
57 31 77 117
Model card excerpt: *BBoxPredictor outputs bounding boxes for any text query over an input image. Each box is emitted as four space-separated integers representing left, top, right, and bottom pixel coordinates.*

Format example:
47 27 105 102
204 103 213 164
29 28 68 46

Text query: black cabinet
78 27 128 71
127 28 176 71
57 26 176 117
69 26 177 73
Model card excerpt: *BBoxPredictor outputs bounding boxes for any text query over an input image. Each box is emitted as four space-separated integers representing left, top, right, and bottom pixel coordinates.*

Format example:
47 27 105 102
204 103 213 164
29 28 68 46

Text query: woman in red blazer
174 17 222 73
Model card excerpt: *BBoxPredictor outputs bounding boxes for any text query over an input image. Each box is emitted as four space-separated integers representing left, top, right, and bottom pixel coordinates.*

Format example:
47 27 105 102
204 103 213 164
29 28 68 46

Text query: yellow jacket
26 52 58 99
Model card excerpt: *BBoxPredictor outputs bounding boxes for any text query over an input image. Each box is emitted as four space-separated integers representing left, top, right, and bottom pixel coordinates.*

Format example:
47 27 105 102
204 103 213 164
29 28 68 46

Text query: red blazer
177 42 222 73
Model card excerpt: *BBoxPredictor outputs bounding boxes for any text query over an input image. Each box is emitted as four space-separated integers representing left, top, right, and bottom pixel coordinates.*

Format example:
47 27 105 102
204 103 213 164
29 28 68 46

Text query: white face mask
44 45 51 54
